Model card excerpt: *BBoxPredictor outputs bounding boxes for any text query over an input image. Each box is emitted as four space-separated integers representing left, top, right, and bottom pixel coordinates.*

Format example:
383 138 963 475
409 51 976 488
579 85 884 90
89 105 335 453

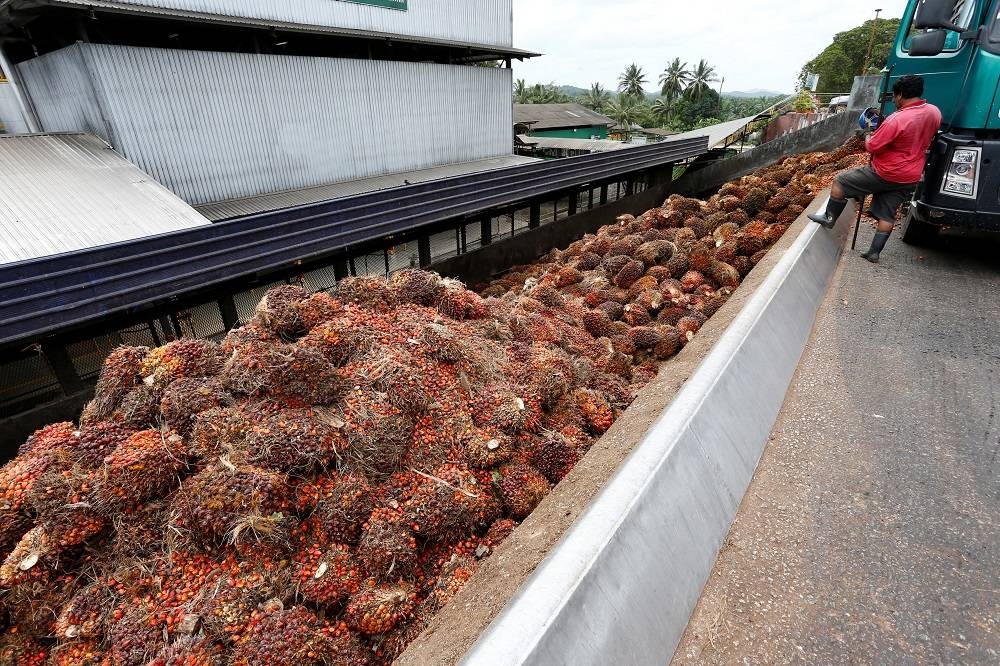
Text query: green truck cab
887 0 1000 242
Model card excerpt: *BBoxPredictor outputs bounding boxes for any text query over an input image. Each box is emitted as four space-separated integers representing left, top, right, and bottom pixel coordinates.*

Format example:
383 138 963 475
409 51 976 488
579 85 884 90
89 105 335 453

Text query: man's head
893 75 924 104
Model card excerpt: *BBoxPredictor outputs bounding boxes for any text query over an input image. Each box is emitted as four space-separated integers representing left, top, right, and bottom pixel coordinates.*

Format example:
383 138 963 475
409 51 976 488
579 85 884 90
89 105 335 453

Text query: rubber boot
807 196 847 229
861 231 891 263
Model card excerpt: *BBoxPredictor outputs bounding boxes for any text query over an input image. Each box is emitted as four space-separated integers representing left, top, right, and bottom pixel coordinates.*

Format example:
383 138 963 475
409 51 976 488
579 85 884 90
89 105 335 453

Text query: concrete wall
674 113 854 198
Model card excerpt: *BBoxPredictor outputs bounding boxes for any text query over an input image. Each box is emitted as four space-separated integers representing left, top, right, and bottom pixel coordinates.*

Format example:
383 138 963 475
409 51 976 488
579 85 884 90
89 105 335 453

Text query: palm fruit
574 252 602 271
554 265 583 288
221 340 345 405
112 384 161 430
635 240 675 267
776 204 805 225
438 283 489 321
680 270 706 292
764 223 790 245
763 191 792 214
657 306 689 327
633 289 664 314
296 543 362 608
795 192 816 208
672 227 698 252
160 377 233 437
147 637 223 666
677 316 704 342
683 216 710 239
626 275 659 301
303 473 374 545
48 640 105 666
0 631 49 666
231 605 344 665
751 249 769 266
718 182 746 199
388 269 444 306
17 422 76 458
345 582 417 635
718 195 742 213
609 333 636 357
54 581 112 640
0 508 33 559
336 275 399 311
357 507 418 580
628 326 661 350
709 261 741 288
255 284 309 337
527 284 564 308
80 345 149 425
495 463 550 519
402 464 499 542
687 244 714 273
697 294 730 319
712 221 740 246
665 251 689 279
581 308 613 338
600 254 631 276
645 265 672 283
462 429 515 469
714 240 738 265
732 255 754 277
740 187 768 217
342 391 413 481
621 303 652 327
141 339 225 387
242 406 344 473
736 222 769 256
171 463 291 546
596 301 625 322
527 433 580 484
653 326 684 359
29 468 105 551
727 209 751 227
96 430 188 511
665 195 703 216
573 388 615 435
294 291 343 330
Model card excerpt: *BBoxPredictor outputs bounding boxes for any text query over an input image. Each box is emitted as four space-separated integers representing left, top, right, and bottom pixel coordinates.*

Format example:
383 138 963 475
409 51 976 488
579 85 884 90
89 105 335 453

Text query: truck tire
901 207 939 246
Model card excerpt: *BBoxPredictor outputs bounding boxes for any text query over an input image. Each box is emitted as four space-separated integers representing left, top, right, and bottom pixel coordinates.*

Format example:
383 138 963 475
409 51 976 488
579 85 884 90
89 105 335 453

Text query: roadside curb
462 196 853 666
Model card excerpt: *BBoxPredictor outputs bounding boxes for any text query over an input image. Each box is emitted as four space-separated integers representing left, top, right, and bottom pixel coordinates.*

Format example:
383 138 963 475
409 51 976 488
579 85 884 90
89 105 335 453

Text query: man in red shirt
809 75 942 263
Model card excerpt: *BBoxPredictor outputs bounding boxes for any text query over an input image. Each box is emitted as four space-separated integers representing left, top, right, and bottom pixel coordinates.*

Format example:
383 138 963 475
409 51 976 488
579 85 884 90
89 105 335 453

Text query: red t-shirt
866 100 942 183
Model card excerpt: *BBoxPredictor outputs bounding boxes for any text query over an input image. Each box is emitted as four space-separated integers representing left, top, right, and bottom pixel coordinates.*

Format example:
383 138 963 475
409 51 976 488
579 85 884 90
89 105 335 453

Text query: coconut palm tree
617 64 648 100
651 98 671 125
514 79 531 104
581 82 611 112
606 93 641 133
686 59 719 101
658 58 691 103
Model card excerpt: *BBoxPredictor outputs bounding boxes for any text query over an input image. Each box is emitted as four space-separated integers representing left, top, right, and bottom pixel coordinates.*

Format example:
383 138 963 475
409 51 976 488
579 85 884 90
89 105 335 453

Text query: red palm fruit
402 464 500 542
112 383 162 430
596 301 625 322
357 507 418 580
242 405 345 473
0 630 49 666
294 291 343 330
718 182 746 198
698 295 730 319
232 606 344 665
296 543 362 608
345 581 417 635
17 422 76 458
55 581 112 640
600 254 631 275
677 315 705 341
574 388 615 435
221 321 277 356
574 252 603 271
141 339 225 387
657 306 689 327
388 269 444 306
0 509 33 559
683 216 710 239
160 377 233 437
709 261 741 288
581 309 613 338
718 195 742 212
712 222 740 247
733 255 754 277
665 251 689 278
255 284 309 337
610 333 637 357
146 636 223 666
645 265 672 282
681 270 706 292
742 187 769 215
621 304 652 327
0 454 55 513
612 260 645 290
765 223 790 244
96 430 188 511
555 266 584 288
336 276 399 311
628 326 661 350
653 326 684 359
342 392 413 482
687 244 714 273
634 288 664 313
715 240 738 264
626 275 660 301
495 463 550 519
48 640 105 666
530 433 580 484
80 345 149 425
462 429 515 469
751 249 769 266
300 473 373 545
437 284 488 321
665 195 703 216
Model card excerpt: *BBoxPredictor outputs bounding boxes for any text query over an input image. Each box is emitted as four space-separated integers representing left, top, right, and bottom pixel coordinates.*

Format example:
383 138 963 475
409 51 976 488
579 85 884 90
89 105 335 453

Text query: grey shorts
835 166 917 222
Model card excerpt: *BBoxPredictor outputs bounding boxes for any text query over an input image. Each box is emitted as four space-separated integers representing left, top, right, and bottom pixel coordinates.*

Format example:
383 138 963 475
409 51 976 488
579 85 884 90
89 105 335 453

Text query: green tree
607 93 641 131
686 59 719 101
650 98 671 125
658 58 692 103
581 82 612 112
618 63 648 100
672 88 723 130
793 89 817 113
799 17 901 94
514 79 531 104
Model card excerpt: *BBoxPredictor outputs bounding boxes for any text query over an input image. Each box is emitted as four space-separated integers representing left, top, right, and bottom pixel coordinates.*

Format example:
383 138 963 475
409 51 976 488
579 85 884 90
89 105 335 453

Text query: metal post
169 313 184 339
41 342 84 395
348 257 358 276
148 322 162 347
569 189 578 216
418 236 432 268
0 46 41 133
589 187 595 209
459 224 467 254
159 316 175 341
218 295 239 331
600 184 608 205
529 201 541 229
383 248 391 276
480 215 493 246
334 257 350 279
553 198 559 222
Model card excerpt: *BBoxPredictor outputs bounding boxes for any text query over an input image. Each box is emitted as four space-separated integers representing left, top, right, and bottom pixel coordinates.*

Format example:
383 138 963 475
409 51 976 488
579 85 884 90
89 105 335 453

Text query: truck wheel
901 208 939 246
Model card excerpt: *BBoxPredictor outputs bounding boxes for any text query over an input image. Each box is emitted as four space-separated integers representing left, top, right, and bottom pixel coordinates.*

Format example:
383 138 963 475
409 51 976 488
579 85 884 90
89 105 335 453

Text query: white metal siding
59 43 512 205
16 46 111 141
0 84 29 134
55 0 513 48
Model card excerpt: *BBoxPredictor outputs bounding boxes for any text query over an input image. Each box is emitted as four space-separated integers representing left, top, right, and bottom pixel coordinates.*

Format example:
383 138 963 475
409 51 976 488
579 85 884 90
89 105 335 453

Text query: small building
514 103 615 140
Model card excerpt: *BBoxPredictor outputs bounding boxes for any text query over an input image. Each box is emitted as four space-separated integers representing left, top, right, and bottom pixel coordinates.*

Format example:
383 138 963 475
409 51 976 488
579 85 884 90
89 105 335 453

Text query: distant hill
724 89 788 99
558 85 589 97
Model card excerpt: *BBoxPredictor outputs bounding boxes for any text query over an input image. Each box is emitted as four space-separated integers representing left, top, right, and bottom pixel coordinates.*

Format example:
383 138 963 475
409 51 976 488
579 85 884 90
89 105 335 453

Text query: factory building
0 0 536 211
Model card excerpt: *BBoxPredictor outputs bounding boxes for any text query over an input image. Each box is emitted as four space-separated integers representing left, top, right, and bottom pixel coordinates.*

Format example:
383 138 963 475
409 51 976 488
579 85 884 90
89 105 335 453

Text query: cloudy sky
512 0 909 94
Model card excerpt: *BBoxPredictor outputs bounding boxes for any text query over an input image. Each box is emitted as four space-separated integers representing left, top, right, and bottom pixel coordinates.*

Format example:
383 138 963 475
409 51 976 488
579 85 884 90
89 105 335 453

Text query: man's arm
865 114 901 155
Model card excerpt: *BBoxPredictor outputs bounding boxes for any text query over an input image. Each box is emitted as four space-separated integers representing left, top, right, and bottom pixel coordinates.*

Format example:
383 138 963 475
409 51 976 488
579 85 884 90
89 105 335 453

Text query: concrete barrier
461 196 853 666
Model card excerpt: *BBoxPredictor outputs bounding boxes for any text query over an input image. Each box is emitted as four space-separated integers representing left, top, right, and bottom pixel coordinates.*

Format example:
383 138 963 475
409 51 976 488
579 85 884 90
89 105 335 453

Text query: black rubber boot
807 196 848 229
861 231 891 263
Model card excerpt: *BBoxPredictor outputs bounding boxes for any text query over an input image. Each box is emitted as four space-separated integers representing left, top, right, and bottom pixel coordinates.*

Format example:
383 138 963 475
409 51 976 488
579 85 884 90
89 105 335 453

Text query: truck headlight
941 147 981 198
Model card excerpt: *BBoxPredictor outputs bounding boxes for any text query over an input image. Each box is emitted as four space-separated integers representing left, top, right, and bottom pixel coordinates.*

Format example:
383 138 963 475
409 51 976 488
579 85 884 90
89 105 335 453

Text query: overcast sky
512 0 909 94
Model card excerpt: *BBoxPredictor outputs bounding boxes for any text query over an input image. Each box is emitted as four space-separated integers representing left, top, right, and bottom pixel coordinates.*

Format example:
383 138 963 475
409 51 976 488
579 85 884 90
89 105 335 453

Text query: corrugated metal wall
19 43 513 206
0 84 29 134
60 0 513 47
16 46 111 141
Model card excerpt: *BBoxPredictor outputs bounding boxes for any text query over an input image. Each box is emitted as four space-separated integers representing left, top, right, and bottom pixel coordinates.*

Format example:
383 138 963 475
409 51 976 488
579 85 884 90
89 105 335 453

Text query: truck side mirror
909 29 948 56
914 0 964 32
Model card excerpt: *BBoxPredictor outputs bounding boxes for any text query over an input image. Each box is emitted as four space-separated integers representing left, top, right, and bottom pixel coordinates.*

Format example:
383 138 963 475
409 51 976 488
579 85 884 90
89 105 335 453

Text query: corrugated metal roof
515 135 631 153
0 133 211 265
33 0 535 55
666 115 759 149
514 104 616 131
196 154 539 221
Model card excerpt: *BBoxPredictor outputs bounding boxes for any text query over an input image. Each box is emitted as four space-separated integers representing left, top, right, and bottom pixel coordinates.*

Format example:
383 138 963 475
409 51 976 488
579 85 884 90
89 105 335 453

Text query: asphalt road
673 224 1000 664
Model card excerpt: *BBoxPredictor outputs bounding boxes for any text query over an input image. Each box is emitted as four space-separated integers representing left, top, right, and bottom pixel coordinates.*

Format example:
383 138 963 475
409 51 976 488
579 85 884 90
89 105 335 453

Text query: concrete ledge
461 197 853 665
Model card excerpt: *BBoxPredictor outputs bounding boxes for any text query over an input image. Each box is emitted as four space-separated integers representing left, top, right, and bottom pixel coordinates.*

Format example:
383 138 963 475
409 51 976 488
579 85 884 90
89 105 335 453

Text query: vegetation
514 58 785 134
799 17 901 94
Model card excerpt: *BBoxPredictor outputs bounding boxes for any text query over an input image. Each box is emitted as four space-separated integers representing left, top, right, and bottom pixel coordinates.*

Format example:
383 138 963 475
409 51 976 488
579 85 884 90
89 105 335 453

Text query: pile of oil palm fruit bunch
0 138 864 665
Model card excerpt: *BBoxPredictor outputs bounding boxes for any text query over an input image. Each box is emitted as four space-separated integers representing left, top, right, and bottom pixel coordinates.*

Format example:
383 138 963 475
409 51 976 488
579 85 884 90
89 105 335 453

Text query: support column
600 184 608 205
334 257 350 280
218 295 239 331
589 187 595 209
569 188 578 216
41 342 83 395
480 215 493 246
418 236 432 268
529 201 541 229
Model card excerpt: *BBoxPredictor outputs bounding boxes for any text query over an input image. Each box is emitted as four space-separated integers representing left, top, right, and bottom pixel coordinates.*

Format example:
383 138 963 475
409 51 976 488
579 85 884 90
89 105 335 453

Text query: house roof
516 135 630 153
513 104 616 131
0 132 211 265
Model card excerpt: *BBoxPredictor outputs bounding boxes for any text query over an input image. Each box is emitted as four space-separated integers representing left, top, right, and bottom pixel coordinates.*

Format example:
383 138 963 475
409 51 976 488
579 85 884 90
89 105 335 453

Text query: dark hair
893 75 924 99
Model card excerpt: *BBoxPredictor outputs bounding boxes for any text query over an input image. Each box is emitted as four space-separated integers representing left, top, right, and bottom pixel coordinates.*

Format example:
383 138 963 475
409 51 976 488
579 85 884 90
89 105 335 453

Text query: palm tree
658 58 691 103
617 64 648 100
606 93 640 132
582 82 611 112
651 98 671 125
514 79 531 104
686 59 719 101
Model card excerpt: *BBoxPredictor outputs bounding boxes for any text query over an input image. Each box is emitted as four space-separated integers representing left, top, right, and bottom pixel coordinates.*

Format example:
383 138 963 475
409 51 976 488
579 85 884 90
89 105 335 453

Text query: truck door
985 2 1000 129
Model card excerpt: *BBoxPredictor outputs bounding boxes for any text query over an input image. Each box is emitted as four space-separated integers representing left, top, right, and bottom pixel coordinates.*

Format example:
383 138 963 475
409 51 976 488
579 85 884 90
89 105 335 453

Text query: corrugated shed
514 104 617 131
48 0 514 48
24 43 512 205
0 84 29 134
516 135 630 153
196 154 539 220
0 133 211 265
